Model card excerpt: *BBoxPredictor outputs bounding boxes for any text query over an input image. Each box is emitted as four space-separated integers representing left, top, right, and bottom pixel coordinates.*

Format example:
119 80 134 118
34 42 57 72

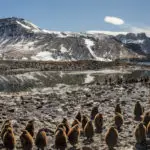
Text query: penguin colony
0 101 149 149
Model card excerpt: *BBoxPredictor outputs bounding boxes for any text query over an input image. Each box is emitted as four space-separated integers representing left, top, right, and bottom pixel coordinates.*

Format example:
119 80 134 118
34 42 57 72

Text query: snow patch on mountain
60 45 68 53
0 39 9 45
42 30 58 34
42 30 62 35
0 39 38 52
84 38 112 61
42 30 70 38
24 20 39 30
42 30 85 38
31 51 55 61
16 21 31 30
84 39 95 57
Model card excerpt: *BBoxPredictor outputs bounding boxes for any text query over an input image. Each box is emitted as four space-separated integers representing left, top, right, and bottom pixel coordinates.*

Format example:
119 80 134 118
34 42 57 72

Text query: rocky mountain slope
116 33 150 55
0 17 147 61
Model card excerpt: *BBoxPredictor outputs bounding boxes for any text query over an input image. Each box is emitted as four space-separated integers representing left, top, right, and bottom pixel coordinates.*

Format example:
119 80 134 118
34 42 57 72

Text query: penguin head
116 103 120 107
138 122 144 128
76 111 81 116
6 128 13 133
62 118 68 123
74 124 80 130
93 106 98 110
28 120 34 124
21 130 28 134
83 115 88 120
4 119 11 124
98 113 103 118
88 120 93 125
57 123 66 132
38 128 46 133
109 126 116 133
136 101 140 105
4 123 12 129
56 128 64 135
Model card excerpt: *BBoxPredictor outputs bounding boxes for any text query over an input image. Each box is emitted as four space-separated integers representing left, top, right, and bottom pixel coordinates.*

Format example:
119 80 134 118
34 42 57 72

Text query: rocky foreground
0 73 149 150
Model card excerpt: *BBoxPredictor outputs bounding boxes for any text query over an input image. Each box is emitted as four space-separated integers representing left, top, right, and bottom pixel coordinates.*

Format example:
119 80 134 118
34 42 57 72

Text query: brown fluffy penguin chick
82 115 89 130
94 113 103 133
25 120 34 137
84 120 94 140
135 122 146 144
134 101 144 120
147 122 150 138
68 124 80 147
105 127 118 149
20 130 34 150
142 111 150 127
55 128 67 149
1 123 12 141
3 128 16 150
114 113 124 130
91 106 98 120
115 104 122 114
62 118 70 134
75 111 82 122
35 129 47 150
72 119 80 127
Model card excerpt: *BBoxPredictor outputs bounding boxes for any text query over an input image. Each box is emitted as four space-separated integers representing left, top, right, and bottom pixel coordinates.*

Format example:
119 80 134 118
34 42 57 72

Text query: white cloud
87 30 127 36
104 16 124 25
86 17 150 37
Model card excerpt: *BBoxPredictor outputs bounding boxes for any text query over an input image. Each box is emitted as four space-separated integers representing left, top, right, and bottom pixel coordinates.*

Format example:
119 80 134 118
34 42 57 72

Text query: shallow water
0 67 150 92
137 62 150 66
65 68 131 75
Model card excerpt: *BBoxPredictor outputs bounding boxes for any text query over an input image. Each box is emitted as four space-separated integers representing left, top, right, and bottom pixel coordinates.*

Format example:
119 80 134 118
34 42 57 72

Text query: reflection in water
66 69 131 75
0 68 150 92
84 74 95 84
137 62 150 66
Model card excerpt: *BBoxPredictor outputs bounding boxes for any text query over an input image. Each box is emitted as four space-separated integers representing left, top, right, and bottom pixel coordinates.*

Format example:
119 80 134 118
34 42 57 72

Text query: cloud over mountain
104 16 125 25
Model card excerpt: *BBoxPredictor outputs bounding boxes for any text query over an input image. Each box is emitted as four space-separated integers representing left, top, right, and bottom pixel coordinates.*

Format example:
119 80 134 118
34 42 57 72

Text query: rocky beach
0 63 149 150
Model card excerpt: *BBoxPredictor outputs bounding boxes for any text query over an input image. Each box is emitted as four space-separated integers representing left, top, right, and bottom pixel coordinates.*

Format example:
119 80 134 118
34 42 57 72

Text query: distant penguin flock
0 101 149 149
104 76 150 86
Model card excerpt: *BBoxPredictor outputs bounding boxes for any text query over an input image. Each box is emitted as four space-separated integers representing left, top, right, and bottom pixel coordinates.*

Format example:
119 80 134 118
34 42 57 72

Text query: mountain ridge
0 17 148 61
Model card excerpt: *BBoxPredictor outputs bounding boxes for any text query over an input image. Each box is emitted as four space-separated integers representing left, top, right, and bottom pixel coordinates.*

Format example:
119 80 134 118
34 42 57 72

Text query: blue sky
0 0 150 34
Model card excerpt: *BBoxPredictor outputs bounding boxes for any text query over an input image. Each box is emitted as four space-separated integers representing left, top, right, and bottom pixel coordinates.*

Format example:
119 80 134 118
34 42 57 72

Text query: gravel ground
0 75 149 150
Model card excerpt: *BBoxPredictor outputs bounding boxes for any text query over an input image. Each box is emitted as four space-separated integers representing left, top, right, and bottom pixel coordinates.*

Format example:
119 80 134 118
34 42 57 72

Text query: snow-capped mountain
116 33 150 55
0 17 146 61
